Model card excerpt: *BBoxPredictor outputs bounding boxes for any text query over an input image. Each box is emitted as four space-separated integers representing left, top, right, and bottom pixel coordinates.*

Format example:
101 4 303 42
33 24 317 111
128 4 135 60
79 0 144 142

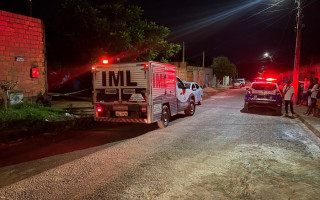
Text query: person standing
282 80 295 117
298 77 310 106
305 78 319 116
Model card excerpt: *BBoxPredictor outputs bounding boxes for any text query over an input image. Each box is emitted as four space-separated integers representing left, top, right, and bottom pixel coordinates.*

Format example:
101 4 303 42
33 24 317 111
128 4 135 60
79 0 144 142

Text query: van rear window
252 83 276 91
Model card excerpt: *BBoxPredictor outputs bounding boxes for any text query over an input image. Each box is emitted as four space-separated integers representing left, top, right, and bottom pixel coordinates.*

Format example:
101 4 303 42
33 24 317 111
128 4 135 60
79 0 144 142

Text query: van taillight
97 106 103 113
141 106 147 112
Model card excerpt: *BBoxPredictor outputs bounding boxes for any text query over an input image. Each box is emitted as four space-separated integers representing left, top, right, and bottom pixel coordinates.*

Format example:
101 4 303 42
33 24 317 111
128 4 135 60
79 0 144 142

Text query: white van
91 61 196 128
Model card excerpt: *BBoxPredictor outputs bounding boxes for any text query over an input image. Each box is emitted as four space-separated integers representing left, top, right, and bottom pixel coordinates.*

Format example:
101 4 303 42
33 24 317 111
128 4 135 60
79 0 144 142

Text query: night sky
1 0 320 80
132 0 320 79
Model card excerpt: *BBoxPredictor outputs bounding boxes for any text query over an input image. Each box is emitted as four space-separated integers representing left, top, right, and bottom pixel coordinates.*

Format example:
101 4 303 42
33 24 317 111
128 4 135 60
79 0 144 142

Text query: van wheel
157 105 170 128
185 99 195 116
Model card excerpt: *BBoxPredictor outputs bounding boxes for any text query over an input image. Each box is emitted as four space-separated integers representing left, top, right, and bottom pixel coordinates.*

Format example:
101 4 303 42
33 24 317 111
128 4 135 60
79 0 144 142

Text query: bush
0 102 70 122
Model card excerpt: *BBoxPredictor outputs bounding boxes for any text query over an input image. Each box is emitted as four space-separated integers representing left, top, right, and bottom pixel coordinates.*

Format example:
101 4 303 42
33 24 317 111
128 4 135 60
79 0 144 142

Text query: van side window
195 84 199 89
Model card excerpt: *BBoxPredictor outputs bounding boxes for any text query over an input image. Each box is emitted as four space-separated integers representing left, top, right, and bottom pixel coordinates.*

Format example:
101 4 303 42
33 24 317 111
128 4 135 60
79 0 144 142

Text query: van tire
185 99 195 116
157 105 170 128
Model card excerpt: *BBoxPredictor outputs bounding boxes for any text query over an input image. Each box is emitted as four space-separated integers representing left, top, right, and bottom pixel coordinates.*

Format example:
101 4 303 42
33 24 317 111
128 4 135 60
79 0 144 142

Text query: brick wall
0 10 46 98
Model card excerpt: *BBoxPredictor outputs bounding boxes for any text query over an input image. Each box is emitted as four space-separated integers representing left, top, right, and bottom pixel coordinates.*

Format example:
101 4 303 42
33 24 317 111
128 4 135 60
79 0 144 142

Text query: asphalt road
1 88 320 199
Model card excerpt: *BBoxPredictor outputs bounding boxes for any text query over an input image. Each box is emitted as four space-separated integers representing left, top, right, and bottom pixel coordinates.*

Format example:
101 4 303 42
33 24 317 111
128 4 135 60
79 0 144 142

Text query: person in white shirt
282 80 295 116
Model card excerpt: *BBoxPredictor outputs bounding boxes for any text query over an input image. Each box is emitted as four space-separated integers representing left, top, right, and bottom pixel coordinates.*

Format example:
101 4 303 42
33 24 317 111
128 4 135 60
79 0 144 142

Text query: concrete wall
0 10 46 98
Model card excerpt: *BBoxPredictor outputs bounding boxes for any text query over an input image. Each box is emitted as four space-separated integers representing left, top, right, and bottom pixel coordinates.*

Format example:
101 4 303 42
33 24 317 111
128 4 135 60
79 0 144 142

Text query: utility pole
202 51 205 67
182 42 185 66
293 0 302 104
28 0 32 17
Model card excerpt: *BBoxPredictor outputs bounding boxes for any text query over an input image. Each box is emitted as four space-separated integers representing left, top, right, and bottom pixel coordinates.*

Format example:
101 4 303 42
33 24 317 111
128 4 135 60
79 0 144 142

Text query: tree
47 0 181 67
210 56 237 80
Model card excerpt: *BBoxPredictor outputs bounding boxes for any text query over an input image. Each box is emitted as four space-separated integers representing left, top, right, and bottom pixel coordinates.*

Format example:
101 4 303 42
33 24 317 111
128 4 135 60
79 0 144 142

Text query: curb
295 113 320 138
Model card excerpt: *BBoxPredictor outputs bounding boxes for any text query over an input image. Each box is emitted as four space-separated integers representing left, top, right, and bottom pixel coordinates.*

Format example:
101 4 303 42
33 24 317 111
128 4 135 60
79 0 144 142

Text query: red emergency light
266 78 277 82
91 66 96 70
31 67 39 78
102 59 109 64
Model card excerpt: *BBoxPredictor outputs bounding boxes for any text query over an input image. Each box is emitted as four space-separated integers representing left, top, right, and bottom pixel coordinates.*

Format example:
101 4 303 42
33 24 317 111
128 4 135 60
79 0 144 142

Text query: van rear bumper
95 117 148 123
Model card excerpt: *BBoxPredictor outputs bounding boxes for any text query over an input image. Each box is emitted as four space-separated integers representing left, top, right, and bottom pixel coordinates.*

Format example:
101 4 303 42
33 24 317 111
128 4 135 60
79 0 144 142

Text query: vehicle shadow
240 107 282 116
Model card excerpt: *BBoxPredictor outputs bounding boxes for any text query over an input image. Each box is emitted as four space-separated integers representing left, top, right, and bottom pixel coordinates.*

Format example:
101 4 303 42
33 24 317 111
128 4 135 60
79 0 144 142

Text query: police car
244 79 282 115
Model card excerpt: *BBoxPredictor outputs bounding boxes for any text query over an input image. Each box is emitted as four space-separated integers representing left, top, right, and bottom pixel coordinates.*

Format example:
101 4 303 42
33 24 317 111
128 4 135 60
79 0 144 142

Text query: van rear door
94 63 148 104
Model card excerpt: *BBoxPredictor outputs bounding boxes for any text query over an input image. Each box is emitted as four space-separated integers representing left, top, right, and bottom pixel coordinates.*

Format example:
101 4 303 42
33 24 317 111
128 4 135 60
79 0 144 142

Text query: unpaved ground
0 88 319 200
114 124 320 200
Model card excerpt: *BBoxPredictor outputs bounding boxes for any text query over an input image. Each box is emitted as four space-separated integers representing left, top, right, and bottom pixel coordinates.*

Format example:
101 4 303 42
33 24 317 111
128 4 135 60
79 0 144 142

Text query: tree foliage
47 0 180 67
210 56 237 79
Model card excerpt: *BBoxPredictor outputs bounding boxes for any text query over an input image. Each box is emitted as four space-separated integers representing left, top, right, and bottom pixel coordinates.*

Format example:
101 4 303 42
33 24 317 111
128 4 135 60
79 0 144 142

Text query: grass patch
0 102 70 122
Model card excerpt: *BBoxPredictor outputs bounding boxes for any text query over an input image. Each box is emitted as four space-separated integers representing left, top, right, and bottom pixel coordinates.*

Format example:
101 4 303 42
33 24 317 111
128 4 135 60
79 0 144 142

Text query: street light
263 52 273 63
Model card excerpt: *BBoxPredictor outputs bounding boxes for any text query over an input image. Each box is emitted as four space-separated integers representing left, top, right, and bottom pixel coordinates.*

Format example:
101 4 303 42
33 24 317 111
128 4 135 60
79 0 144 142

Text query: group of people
299 77 320 117
280 77 319 117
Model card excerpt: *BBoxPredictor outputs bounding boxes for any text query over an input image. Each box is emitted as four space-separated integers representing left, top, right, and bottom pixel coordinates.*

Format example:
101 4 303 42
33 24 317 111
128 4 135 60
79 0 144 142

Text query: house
170 62 214 87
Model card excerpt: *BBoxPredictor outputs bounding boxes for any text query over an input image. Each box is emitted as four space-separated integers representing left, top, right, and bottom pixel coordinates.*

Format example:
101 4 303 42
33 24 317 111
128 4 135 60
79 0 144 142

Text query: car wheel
185 99 195 116
243 103 249 112
276 106 282 116
157 105 170 128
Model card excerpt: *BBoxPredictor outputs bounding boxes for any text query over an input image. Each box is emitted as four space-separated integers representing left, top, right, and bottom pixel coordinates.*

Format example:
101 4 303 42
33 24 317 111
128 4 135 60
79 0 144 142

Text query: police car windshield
252 83 276 91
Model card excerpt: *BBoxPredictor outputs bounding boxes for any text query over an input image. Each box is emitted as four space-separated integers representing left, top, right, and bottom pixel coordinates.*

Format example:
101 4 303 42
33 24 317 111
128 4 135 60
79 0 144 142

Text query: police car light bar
266 78 277 82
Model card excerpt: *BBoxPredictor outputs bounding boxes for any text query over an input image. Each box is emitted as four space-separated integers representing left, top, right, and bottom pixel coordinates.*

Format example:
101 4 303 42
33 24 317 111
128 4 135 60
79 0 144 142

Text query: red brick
28 22 34 27
0 21 8 26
